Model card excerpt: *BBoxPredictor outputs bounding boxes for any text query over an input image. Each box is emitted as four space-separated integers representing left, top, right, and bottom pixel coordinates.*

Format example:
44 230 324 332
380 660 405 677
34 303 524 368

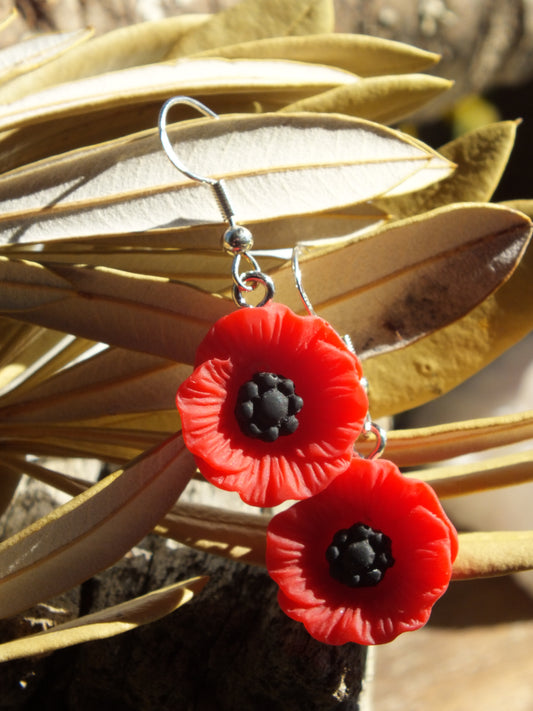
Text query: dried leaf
194 33 439 76
0 113 451 243
0 433 194 619
0 259 233 363
384 410 533 467
281 74 452 124
0 58 356 138
165 0 334 58
0 8 17 35
0 15 210 103
0 346 185 422
504 199 533 219
0 28 93 86
0 577 208 662
1 204 386 283
413 450 533 497
0 325 96 399
377 121 519 218
156 502 269 566
365 231 533 417
453 531 533 579
272 203 531 355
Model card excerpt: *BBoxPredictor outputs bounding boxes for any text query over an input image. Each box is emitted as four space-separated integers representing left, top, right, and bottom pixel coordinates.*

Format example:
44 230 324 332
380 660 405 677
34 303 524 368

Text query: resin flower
266 457 459 645
176 302 368 507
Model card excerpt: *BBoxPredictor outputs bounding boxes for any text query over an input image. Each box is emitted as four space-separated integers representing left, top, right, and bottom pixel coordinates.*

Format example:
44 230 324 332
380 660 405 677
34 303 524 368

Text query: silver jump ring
232 252 261 292
233 272 275 308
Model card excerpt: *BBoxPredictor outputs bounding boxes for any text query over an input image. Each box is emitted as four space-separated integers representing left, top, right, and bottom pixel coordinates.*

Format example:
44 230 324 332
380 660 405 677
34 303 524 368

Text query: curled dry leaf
0 341 181 459
0 346 186 422
194 33 440 76
273 203 531 356
0 434 194 619
453 531 533 580
365 233 533 417
0 463 21 519
0 112 452 244
0 324 96 399
0 577 208 662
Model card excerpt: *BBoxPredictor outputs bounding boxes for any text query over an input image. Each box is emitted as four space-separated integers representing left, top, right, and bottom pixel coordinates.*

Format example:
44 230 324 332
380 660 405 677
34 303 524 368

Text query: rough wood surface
0 481 367 711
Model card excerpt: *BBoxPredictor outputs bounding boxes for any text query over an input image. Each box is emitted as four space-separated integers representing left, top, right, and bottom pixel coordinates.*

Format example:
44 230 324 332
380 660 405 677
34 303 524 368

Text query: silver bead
222 225 254 255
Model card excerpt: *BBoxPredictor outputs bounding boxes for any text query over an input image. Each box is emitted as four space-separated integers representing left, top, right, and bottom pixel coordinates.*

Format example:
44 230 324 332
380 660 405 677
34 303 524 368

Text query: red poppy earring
159 97 369 507
264 277 459 645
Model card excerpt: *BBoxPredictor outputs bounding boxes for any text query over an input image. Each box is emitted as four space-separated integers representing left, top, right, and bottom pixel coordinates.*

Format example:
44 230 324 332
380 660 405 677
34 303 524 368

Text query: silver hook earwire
159 95 274 308
291 246 317 317
158 96 237 226
343 349 388 461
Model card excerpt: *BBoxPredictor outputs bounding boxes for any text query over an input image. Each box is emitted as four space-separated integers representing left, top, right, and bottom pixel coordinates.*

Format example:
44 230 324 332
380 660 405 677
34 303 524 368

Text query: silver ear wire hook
292 246 317 317
159 95 274 308
158 96 237 227
292 246 387 459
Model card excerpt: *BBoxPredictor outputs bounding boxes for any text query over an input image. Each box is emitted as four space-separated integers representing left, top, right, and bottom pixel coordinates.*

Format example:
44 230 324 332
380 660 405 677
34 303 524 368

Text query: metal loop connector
233 272 275 308
232 252 261 292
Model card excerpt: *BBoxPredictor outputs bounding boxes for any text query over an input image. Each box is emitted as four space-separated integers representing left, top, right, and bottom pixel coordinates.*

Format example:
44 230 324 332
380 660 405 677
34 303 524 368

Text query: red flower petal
266 458 458 645
177 302 368 507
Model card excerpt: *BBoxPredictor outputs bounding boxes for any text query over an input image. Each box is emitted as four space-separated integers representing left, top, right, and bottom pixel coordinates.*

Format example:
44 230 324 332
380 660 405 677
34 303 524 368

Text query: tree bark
0 483 367 711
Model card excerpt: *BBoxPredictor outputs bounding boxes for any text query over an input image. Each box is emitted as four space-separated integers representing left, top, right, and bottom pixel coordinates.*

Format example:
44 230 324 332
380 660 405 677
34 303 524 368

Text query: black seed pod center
235 372 304 442
326 522 395 588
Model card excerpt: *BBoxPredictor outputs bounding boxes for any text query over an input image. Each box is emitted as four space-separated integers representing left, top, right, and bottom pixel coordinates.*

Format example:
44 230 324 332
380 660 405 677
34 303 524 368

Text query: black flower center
326 522 395 588
235 372 304 442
